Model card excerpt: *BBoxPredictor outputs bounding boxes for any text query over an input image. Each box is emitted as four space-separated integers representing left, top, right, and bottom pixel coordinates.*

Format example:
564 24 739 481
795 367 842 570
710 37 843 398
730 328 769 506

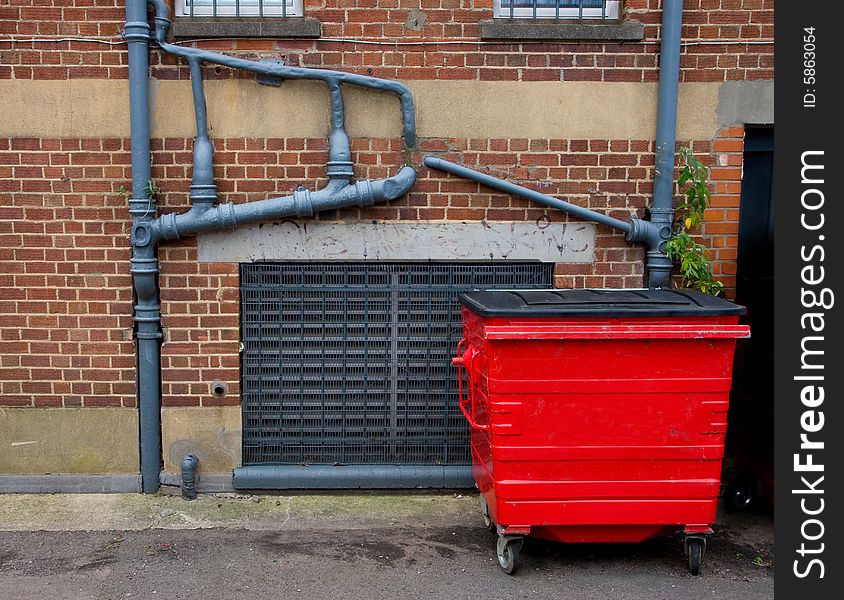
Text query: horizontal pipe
423 156 632 235
232 465 473 490
150 166 416 242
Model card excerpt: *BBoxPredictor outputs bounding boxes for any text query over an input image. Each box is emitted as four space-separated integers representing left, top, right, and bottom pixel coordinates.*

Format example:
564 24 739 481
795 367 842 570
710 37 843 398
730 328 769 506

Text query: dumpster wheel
685 537 706 576
496 535 524 575
479 495 497 533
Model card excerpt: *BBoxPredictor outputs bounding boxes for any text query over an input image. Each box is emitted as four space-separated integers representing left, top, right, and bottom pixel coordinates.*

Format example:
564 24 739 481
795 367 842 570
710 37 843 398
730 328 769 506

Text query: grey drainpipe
647 0 684 289
126 0 418 492
124 1 161 494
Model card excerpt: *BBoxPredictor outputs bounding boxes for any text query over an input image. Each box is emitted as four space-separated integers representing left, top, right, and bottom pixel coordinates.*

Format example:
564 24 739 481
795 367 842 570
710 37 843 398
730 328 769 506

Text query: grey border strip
159 471 236 493
0 475 142 494
233 465 474 490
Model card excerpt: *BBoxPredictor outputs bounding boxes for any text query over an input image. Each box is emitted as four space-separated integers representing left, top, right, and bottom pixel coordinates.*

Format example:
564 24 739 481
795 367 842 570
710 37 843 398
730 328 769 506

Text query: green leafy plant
145 179 160 200
664 146 724 296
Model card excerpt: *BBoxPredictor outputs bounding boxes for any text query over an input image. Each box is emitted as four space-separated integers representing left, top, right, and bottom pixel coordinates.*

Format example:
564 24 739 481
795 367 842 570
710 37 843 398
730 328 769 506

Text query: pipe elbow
145 0 171 44
372 166 417 202
147 0 170 21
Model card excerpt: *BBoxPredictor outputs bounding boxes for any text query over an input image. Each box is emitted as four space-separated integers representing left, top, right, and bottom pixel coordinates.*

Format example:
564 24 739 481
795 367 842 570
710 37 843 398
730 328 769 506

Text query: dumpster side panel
460 308 745 542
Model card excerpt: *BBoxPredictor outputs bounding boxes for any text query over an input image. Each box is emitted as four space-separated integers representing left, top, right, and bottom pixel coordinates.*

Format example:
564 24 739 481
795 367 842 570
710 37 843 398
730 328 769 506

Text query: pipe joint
326 161 355 180
128 196 156 219
293 188 314 218
218 203 238 230
123 21 151 43
158 212 181 241
136 328 163 340
353 179 375 208
130 256 159 277
189 184 217 207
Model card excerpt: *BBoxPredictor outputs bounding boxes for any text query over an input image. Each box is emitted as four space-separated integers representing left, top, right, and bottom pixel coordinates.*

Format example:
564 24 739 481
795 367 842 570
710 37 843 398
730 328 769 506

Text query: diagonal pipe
424 1 685 289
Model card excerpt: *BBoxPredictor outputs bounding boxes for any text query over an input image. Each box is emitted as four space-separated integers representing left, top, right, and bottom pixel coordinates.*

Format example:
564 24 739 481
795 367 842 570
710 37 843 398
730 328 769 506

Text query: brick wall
0 0 769 411
1 132 743 408
1 1 773 82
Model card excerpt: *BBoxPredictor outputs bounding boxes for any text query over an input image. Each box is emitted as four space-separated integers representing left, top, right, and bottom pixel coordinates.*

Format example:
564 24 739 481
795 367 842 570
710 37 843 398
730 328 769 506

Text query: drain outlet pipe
181 454 199 500
127 0 419 492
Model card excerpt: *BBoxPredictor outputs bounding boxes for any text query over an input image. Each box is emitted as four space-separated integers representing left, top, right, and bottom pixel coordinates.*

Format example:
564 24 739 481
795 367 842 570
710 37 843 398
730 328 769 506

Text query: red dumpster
452 289 750 575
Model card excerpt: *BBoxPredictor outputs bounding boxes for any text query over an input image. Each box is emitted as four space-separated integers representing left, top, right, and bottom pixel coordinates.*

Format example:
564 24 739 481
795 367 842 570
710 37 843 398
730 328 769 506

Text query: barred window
494 0 620 20
176 0 303 17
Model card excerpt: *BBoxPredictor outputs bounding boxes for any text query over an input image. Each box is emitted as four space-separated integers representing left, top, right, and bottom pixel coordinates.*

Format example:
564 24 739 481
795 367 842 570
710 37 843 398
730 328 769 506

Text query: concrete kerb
0 492 479 532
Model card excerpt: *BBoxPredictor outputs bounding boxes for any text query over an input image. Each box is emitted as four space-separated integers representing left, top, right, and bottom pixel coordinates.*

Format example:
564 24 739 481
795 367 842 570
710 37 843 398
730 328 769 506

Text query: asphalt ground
0 493 773 600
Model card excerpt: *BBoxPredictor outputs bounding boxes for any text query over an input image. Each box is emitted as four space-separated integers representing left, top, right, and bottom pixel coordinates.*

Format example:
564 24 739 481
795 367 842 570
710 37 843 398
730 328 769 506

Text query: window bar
602 0 607 20
579 0 584 20
235 0 239 18
510 0 514 20
532 0 537 20
259 0 263 18
189 0 193 17
283 0 287 18
556 0 560 20
212 0 216 18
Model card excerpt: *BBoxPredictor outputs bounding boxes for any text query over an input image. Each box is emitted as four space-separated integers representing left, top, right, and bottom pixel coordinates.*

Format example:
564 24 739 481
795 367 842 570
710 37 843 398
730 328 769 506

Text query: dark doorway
726 127 775 507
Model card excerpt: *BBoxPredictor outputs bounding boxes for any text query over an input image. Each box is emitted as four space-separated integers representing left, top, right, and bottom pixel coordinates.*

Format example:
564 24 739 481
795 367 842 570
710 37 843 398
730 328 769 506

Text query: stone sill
171 17 321 39
479 18 644 41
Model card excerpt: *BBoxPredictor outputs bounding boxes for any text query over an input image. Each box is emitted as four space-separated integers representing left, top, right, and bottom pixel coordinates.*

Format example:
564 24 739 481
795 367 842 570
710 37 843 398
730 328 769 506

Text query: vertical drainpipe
124 0 162 493
647 0 684 288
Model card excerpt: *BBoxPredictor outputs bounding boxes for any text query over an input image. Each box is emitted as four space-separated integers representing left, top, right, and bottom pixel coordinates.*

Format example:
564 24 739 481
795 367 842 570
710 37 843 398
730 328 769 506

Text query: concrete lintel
171 17 321 39
197 220 596 263
480 18 644 41
717 80 774 127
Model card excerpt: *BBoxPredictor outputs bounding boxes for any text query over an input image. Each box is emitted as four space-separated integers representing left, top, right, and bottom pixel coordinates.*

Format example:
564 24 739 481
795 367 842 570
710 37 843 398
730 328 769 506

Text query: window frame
175 0 304 18
493 0 621 20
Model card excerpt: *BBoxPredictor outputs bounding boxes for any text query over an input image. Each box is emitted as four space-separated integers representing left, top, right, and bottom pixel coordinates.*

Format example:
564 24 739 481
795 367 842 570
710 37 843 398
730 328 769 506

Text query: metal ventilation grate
240 263 553 468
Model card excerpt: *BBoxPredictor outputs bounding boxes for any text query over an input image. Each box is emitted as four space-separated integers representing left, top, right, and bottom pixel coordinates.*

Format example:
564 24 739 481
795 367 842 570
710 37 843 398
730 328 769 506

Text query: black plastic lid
459 288 746 318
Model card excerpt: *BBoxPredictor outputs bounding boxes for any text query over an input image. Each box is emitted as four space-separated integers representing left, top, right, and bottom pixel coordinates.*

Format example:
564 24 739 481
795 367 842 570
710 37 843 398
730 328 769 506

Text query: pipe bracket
136 329 163 339
256 59 286 86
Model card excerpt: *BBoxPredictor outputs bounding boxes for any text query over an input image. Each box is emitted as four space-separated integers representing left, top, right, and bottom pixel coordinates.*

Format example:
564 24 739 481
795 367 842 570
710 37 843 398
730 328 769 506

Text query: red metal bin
452 289 750 575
